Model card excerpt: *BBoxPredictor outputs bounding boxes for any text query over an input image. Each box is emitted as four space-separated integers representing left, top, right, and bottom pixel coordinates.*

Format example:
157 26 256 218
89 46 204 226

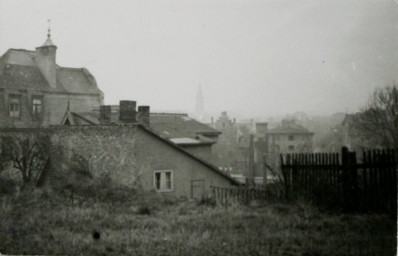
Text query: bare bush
1 132 51 189
358 83 398 149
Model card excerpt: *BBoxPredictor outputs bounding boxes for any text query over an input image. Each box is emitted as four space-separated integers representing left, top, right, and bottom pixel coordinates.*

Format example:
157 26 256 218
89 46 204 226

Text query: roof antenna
47 19 51 38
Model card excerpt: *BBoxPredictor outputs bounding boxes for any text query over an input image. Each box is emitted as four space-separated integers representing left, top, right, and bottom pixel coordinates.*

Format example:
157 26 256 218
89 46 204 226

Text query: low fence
280 147 397 216
211 185 284 205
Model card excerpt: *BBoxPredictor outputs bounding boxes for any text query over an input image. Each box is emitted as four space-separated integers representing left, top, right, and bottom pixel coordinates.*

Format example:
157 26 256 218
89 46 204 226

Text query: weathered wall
0 125 236 198
0 89 102 128
135 127 234 198
50 126 138 187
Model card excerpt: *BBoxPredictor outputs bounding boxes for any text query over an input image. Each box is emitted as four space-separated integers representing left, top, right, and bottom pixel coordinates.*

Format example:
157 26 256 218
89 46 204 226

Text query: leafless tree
357 83 398 149
1 132 51 189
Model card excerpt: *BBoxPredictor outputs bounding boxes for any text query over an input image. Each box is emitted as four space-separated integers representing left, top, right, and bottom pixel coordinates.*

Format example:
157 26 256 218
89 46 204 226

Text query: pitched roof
0 49 102 95
266 124 313 135
0 64 49 91
60 110 220 145
137 124 240 185
150 113 221 140
61 111 99 125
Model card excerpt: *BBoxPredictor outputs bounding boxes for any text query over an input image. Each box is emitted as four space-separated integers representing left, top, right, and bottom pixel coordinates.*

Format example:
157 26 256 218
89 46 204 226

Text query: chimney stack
137 106 150 127
119 100 136 123
99 105 112 124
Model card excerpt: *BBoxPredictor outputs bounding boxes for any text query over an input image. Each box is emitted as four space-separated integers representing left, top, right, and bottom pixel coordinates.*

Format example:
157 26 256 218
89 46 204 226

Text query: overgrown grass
0 182 396 255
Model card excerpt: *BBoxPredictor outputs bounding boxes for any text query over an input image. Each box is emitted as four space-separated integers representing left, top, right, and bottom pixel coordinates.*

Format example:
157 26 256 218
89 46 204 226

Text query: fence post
342 147 358 212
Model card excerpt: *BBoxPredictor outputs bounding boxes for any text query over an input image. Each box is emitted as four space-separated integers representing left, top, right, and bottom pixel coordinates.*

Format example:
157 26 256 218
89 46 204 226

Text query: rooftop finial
47 19 51 38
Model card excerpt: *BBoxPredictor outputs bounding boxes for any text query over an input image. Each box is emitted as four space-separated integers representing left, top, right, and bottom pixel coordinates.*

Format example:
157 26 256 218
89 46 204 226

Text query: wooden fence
280 147 397 215
211 185 284 205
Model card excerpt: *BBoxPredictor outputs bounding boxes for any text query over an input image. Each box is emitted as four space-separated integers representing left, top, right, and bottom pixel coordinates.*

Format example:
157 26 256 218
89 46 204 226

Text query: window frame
288 135 294 141
32 96 43 120
153 170 174 192
9 94 21 119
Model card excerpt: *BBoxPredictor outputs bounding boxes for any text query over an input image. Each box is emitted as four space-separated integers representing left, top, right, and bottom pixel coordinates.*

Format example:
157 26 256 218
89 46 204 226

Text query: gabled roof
137 124 240 185
61 111 99 126
60 110 220 145
150 113 221 139
266 124 313 135
0 48 102 95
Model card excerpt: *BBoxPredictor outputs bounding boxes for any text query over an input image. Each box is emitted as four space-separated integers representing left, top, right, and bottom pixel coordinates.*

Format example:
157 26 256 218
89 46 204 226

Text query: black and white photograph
0 0 397 255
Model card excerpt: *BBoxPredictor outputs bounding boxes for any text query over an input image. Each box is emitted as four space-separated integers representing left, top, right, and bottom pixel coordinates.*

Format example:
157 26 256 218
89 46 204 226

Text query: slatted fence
280 147 397 216
211 185 284 205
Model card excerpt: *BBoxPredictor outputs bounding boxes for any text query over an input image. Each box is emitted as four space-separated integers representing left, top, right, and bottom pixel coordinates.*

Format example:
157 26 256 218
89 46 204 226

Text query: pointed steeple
41 19 56 47
36 19 57 88
195 84 205 120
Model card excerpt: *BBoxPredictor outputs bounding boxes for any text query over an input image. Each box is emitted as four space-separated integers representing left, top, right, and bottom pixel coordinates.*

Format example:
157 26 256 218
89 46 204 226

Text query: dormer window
9 95 21 118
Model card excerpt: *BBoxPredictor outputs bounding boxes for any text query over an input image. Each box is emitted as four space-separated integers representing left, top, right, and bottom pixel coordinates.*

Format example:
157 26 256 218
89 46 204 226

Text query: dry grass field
0 180 396 255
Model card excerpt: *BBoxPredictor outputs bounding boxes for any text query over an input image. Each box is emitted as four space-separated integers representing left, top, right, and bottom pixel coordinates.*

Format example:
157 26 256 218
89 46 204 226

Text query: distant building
264 119 313 171
0 32 103 128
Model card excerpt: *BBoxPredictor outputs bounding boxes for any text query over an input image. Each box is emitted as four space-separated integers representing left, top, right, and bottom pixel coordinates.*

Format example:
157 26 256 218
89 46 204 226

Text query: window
289 135 294 141
32 97 43 119
9 95 21 118
289 145 294 151
154 170 173 192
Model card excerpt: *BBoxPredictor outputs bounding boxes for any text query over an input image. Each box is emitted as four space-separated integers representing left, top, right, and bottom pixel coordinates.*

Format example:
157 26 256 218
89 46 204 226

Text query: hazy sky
0 0 397 120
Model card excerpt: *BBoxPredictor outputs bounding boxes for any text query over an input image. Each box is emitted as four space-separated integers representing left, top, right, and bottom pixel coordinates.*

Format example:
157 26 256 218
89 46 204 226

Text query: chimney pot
99 105 112 123
137 105 150 127
119 100 136 123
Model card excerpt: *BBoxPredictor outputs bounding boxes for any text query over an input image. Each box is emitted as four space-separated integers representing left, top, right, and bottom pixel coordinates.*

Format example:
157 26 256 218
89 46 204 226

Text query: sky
0 0 397 120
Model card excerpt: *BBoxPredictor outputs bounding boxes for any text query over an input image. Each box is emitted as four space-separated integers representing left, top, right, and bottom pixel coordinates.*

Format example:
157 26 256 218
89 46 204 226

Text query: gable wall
135 128 234 198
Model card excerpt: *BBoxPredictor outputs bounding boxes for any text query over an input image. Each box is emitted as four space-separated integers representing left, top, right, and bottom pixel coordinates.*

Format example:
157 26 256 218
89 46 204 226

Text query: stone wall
50 125 139 187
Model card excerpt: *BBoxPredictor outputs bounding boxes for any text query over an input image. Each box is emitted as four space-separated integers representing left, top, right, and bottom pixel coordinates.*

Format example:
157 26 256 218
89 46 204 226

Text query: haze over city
1 0 397 119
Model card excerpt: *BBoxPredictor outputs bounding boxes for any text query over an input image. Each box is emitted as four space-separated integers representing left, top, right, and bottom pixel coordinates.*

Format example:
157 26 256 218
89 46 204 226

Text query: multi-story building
264 119 313 171
0 32 103 128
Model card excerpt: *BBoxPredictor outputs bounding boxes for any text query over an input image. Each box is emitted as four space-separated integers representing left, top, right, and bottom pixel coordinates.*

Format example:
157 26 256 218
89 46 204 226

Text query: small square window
289 145 294 151
289 135 294 141
154 170 173 192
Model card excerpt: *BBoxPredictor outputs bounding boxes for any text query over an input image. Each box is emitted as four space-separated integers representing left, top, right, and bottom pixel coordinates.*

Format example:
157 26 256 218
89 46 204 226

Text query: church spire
195 84 205 120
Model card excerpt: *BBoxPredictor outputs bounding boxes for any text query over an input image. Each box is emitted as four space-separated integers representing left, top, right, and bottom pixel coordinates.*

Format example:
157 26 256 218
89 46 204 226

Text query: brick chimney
99 105 112 124
36 32 57 88
119 100 136 123
137 106 150 127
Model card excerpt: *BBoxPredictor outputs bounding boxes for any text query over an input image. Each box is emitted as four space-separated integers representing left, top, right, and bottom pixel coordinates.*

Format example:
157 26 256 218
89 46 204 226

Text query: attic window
9 95 21 118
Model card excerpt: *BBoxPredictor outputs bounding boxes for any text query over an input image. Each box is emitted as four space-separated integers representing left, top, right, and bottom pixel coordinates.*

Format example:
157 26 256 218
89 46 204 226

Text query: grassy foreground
0 184 396 255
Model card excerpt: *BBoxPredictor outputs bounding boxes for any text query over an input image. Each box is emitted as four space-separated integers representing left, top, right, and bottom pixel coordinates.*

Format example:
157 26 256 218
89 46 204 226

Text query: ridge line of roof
70 112 97 125
8 48 35 53
137 124 240 185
